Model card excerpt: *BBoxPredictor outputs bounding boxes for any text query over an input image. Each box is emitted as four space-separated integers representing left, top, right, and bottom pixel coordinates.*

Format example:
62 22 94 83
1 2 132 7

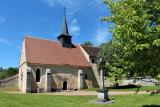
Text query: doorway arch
63 81 67 90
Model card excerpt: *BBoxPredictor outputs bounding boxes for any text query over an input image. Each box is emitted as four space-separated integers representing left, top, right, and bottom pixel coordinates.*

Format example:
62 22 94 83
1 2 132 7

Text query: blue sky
0 0 112 68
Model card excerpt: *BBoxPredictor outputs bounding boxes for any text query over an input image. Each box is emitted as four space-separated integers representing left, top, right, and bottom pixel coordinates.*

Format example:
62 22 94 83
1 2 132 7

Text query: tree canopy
100 0 160 79
99 41 125 85
0 67 18 79
82 41 94 46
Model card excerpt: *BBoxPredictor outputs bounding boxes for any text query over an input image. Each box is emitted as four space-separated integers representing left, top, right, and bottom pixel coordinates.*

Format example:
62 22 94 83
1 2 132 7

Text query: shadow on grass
142 105 160 107
108 85 141 89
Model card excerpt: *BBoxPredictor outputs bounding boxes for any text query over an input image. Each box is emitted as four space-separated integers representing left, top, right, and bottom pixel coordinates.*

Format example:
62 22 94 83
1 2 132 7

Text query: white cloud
43 0 81 16
0 38 11 46
67 8 81 16
70 19 80 36
89 0 105 13
43 0 76 8
0 16 5 24
89 0 102 7
0 38 20 49
44 0 55 7
94 27 111 45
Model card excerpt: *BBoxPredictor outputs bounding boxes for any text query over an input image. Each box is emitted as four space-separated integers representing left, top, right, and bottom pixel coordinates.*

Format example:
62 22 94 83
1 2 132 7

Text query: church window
85 73 88 79
36 68 40 82
91 59 95 63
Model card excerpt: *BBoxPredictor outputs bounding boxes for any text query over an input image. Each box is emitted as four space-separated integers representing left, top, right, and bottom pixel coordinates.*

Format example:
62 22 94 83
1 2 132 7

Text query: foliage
98 41 125 86
0 67 18 79
82 41 94 46
101 0 160 78
156 74 160 81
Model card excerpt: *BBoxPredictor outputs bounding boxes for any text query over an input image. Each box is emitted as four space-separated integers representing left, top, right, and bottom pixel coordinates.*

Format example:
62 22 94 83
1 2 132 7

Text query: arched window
36 68 40 82
85 73 88 79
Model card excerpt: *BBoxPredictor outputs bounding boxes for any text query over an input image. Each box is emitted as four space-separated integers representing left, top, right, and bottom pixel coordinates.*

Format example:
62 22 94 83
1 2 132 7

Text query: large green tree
99 41 125 86
102 0 160 78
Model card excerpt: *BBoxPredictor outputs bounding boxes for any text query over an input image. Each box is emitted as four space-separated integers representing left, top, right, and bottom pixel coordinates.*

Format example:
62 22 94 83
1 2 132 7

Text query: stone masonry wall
0 74 19 88
26 64 99 92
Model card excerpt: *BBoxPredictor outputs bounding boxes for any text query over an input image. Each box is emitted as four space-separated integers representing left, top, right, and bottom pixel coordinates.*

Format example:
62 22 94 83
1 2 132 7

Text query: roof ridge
24 35 80 47
81 45 100 49
24 35 59 43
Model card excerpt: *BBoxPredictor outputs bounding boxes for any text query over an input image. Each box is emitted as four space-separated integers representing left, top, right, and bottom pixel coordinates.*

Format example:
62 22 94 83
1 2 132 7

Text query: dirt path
5 90 150 96
42 91 150 96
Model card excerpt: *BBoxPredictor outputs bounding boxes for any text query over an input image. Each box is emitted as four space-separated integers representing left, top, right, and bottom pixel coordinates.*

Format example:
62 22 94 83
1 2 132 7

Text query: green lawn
0 86 159 92
82 86 160 91
0 92 159 107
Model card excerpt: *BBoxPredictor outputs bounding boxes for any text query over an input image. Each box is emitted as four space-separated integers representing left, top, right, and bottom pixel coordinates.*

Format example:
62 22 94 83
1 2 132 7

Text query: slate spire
57 7 74 48
61 7 69 35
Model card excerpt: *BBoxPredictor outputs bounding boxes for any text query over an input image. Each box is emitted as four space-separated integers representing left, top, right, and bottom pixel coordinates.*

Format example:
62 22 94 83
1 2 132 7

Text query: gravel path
42 91 150 96
5 90 150 96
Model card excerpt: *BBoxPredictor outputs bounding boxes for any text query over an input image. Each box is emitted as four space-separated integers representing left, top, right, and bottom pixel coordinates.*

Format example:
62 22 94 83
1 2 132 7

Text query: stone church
19 14 100 93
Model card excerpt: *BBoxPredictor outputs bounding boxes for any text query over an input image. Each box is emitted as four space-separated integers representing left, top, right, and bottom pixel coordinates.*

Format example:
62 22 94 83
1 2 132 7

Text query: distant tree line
0 67 19 79
82 41 94 46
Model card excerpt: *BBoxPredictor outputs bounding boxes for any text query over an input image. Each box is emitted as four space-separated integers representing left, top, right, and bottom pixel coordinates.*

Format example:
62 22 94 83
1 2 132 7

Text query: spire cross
64 6 66 16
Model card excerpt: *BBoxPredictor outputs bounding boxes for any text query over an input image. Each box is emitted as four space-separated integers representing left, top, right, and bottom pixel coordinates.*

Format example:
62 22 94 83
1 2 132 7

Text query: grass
82 85 160 91
0 92 159 107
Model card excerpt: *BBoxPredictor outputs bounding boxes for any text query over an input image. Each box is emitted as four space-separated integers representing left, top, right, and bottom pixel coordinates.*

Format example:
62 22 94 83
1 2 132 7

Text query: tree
82 41 94 46
0 67 3 71
0 67 18 79
0 72 6 79
0 67 5 79
102 0 160 78
6 67 19 77
98 41 125 87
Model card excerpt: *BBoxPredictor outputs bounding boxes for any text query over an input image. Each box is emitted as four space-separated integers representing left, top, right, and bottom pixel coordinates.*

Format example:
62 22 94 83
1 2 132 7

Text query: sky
0 0 112 68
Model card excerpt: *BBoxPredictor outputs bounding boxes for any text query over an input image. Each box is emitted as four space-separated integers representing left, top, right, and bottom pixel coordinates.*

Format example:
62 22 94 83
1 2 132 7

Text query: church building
19 13 100 93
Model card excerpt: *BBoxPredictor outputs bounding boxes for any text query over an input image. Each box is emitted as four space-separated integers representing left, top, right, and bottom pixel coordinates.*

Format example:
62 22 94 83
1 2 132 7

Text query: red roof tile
25 37 91 67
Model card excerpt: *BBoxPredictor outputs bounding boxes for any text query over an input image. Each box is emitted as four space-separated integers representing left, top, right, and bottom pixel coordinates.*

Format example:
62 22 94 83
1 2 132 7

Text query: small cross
64 6 66 16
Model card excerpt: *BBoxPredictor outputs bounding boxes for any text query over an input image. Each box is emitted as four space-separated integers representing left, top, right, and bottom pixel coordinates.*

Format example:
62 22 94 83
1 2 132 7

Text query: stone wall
20 64 99 93
19 62 28 93
0 74 19 88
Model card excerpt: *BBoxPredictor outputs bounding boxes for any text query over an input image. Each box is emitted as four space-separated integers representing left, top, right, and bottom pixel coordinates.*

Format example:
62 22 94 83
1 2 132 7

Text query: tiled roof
82 45 101 57
25 37 91 67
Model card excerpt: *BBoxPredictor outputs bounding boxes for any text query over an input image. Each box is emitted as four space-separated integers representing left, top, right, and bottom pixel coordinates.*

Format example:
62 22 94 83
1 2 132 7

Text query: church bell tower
57 7 73 48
